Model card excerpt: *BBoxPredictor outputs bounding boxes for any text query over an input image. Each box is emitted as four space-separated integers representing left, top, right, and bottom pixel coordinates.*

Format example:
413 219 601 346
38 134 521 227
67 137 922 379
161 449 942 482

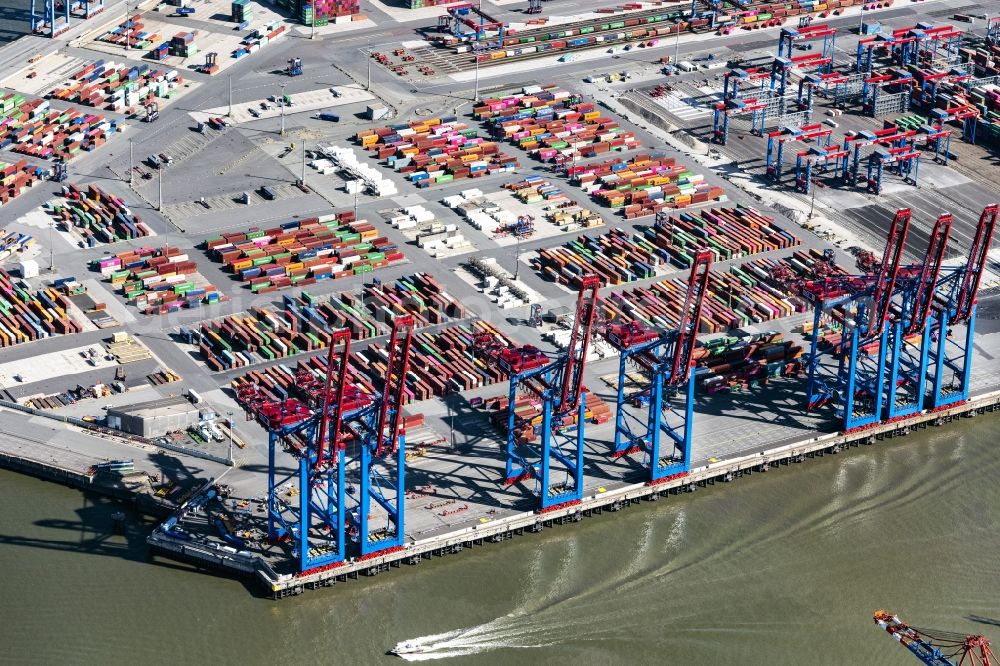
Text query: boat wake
392 615 557 661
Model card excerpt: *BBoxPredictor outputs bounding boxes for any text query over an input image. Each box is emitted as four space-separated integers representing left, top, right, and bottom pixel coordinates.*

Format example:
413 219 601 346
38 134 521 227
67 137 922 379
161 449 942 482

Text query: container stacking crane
601 250 711 483
874 610 995 665
927 204 999 410
475 276 600 510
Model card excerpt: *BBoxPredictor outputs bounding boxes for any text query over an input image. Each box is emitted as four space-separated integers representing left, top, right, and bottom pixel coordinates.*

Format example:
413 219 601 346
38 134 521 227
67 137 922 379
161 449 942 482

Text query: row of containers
0 230 35 261
355 117 520 188
569 154 726 218
475 86 641 161
99 16 158 50
0 92 121 161
692 331 805 394
0 269 83 347
299 0 360 25
230 320 515 408
47 60 183 113
96 246 227 315
483 389 612 446
49 184 153 247
203 213 405 294
591 249 846 334
468 8 711 62
534 206 799 284
233 23 287 61
0 159 47 207
192 272 469 372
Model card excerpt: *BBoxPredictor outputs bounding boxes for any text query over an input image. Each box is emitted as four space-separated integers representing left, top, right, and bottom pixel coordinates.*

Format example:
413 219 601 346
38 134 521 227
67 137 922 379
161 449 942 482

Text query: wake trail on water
393 431 991 660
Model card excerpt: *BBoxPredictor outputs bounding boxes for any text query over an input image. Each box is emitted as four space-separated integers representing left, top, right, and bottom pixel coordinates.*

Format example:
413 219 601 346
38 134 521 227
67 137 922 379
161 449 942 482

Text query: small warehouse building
106 395 199 438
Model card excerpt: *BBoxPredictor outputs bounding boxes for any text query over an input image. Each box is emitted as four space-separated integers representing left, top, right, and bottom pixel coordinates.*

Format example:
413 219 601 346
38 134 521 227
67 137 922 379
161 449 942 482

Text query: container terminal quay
1 0 1000 599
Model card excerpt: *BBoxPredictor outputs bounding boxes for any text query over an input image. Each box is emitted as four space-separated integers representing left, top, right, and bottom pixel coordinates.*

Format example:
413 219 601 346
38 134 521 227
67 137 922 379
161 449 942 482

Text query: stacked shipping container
47 60 183 113
596 248 846 334
0 269 82 347
477 85 641 161
299 0 359 25
196 272 469 371
230 320 516 406
0 92 121 161
356 117 520 188
482 390 612 444
535 207 799 285
693 331 804 394
99 246 226 315
51 184 153 247
0 159 47 206
571 153 726 217
99 16 158 50
204 213 405 293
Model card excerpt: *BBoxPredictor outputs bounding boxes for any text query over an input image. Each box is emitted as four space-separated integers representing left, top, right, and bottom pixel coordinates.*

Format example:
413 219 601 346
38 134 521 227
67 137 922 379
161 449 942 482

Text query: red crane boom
954 204 999 323
907 213 953 335
866 208 912 340
559 275 601 411
671 250 712 383
315 328 352 466
375 315 415 455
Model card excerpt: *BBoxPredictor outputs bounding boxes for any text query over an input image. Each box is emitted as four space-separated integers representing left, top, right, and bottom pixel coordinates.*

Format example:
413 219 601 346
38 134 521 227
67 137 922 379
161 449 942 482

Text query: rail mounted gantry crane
885 213 953 421
777 23 837 62
803 209 911 432
601 250 712 483
712 96 769 145
842 125 917 186
766 123 833 183
770 53 833 98
874 610 996 665
927 204 999 410
475 276 600 510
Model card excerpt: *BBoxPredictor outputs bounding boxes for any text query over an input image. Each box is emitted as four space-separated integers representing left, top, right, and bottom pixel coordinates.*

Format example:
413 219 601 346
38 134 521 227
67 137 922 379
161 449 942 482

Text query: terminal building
106 396 200 438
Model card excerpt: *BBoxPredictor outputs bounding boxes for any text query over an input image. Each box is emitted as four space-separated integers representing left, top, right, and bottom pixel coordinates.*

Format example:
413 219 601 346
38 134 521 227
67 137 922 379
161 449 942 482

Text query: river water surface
3 416 1000 664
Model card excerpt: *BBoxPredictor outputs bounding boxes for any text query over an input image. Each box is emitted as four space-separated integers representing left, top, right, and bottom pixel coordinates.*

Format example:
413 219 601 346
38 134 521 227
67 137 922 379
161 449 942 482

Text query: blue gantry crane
802 208 911 432
249 316 415 572
475 276 600 510
885 213 953 421
927 204 999 410
245 328 352 572
600 250 711 483
345 315 414 556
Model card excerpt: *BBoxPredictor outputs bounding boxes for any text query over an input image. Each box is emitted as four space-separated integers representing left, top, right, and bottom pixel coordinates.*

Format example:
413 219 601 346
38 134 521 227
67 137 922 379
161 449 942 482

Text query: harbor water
3 416 1000 665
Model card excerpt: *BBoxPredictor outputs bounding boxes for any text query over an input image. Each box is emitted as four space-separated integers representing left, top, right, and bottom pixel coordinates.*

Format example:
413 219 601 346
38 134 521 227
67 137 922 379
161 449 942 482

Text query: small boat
390 641 424 656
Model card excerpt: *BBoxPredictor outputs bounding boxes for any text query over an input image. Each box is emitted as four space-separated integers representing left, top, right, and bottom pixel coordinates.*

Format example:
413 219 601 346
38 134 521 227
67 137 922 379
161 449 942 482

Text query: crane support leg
356 432 406 555
885 319 932 420
840 322 890 431
649 368 695 481
538 393 585 509
267 420 347 571
929 306 977 409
